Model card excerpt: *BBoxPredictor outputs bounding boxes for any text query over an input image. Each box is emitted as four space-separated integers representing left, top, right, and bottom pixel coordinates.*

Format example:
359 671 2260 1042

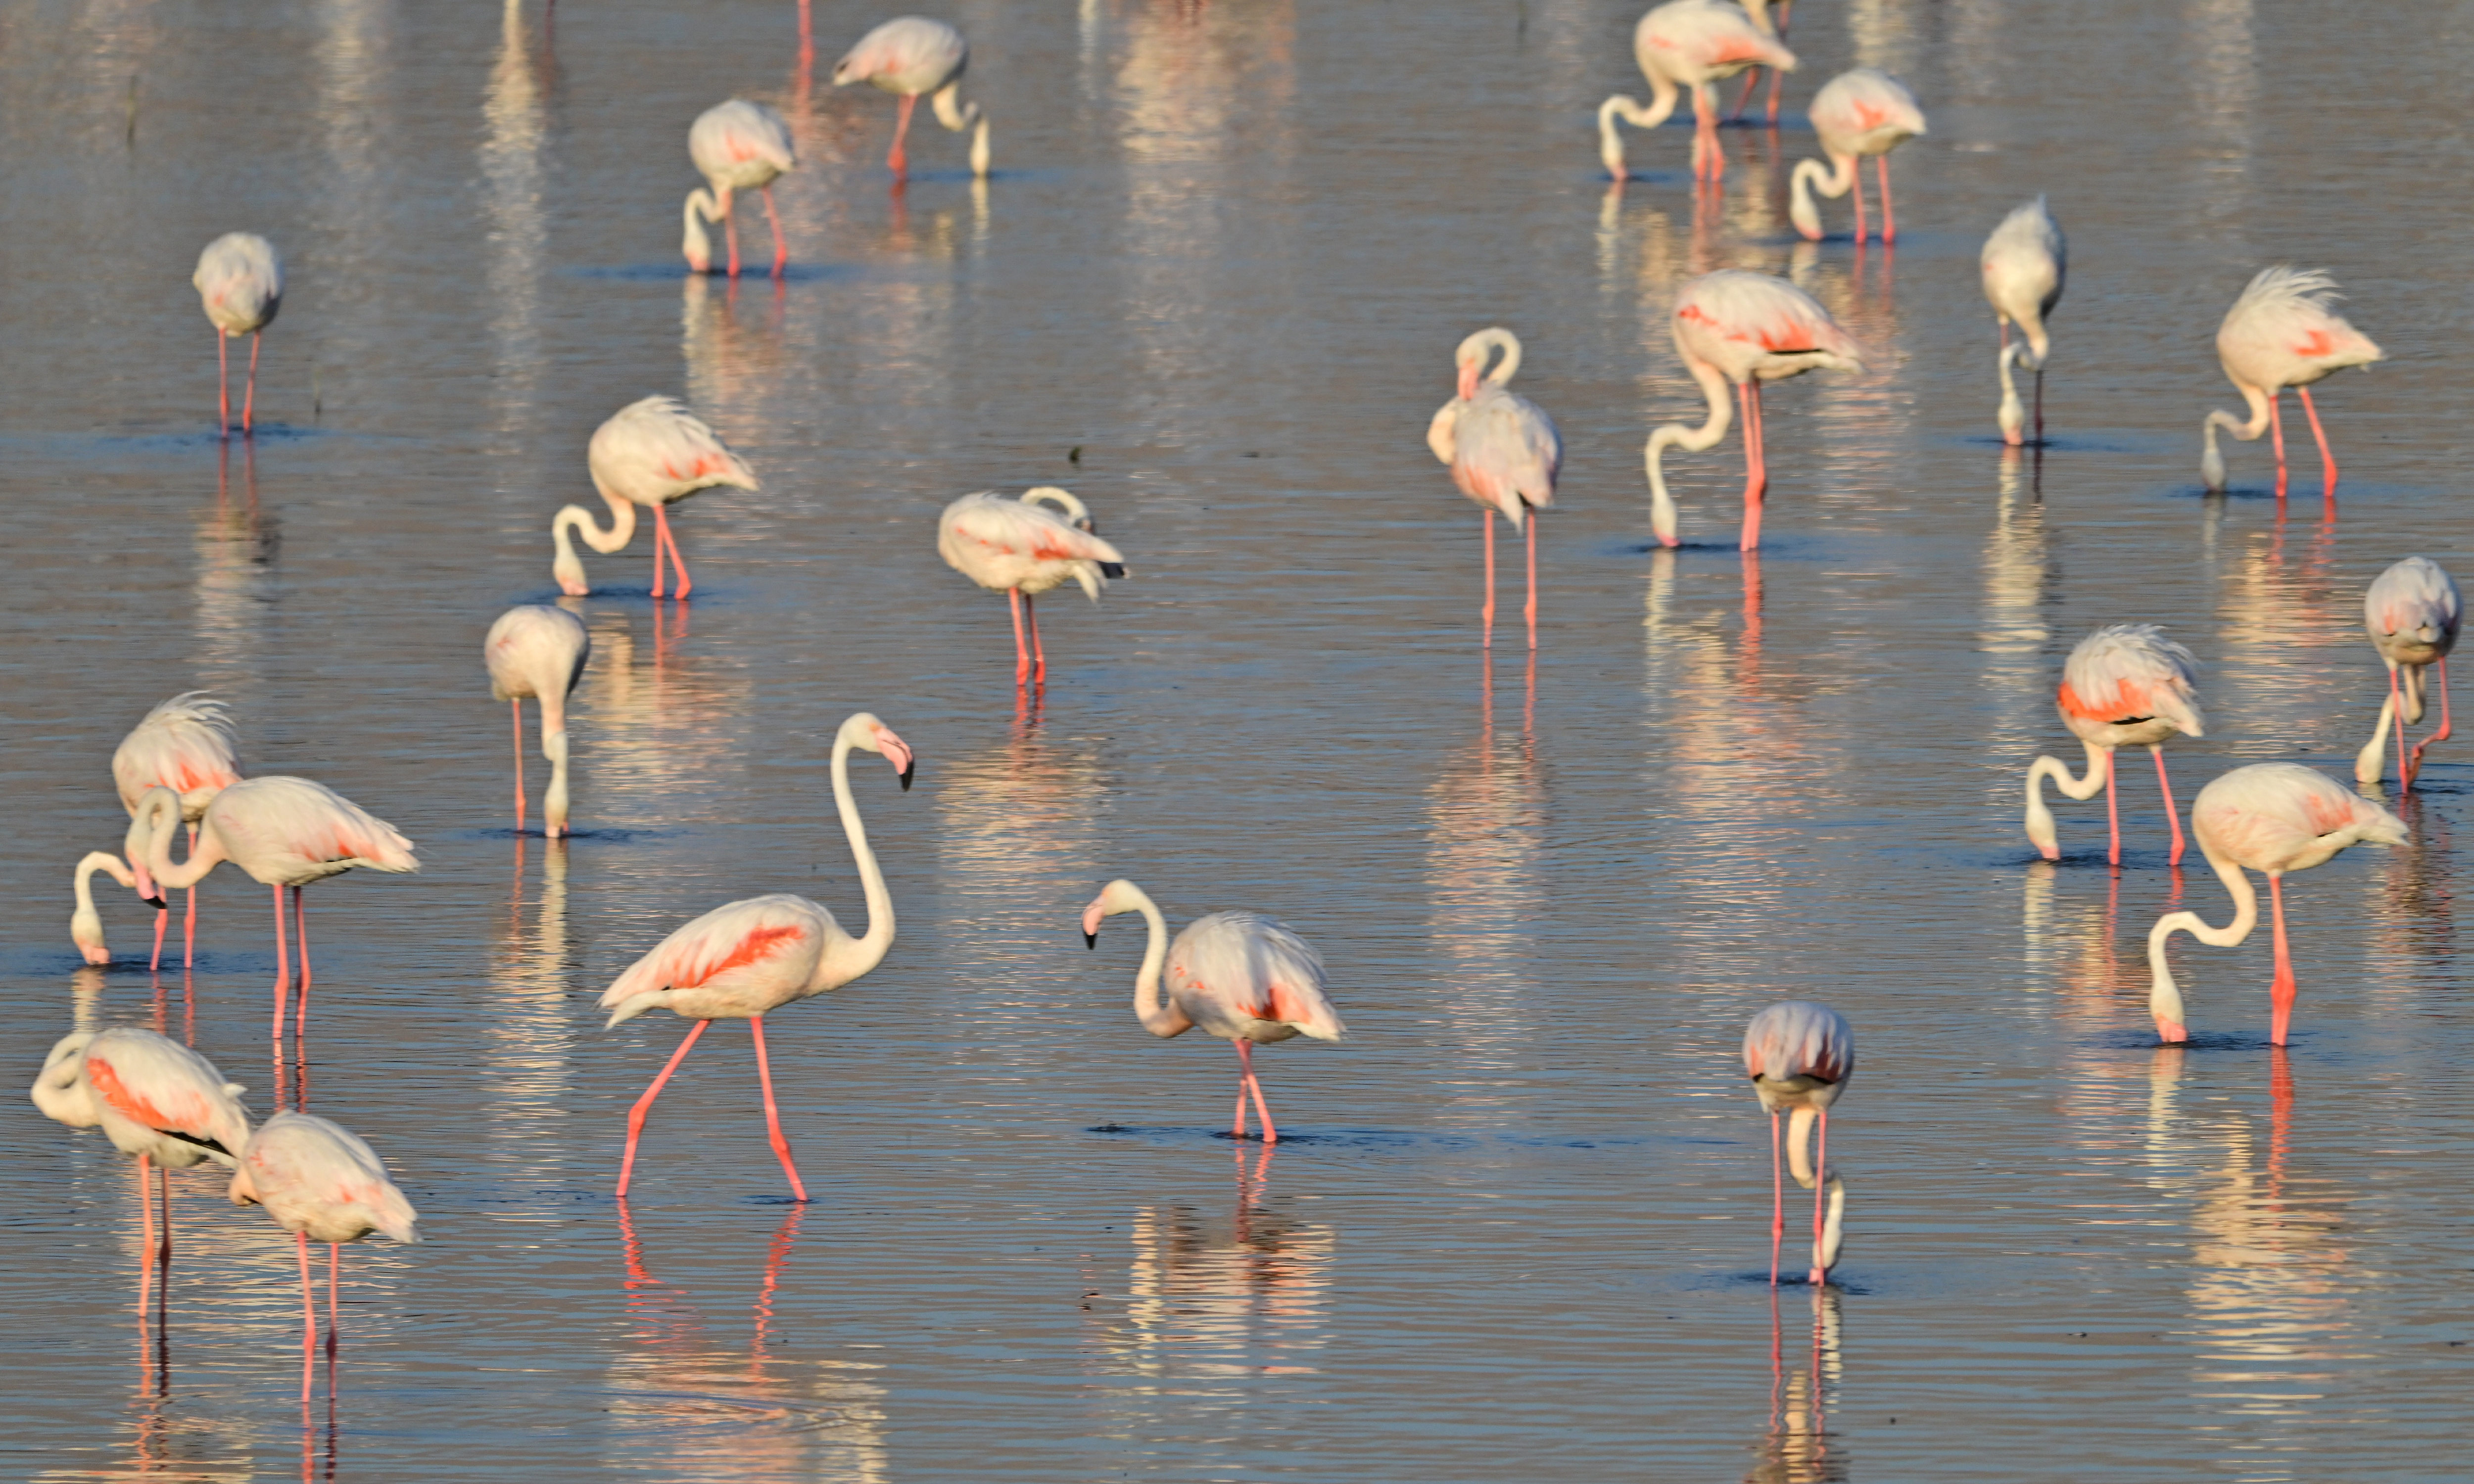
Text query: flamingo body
144 776 417 891
1429 328 1561 649
939 488 1127 686
1789 69 1925 242
2024 624 2203 865
831 17 991 179
553 396 759 599
1742 1002 1850 1286
1599 0 1796 183
487 605 590 837
682 99 797 278
104 692 244 969
194 232 283 435
1982 197 2064 445
2355 556 2461 787
32 1027 252 1169
2200 268 2382 495
231 1112 419 1245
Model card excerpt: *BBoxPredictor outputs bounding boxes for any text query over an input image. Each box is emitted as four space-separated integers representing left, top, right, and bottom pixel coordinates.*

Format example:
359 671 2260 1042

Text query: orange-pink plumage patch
87 1058 196 1133
687 924 806 984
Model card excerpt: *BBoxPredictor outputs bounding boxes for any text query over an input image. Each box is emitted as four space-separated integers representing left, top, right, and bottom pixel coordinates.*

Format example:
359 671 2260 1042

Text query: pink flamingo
2025 625 2204 868
1599 0 1796 185
229 1112 419 1405
1646 271 1861 551
2148 763 2408 1046
831 17 991 182
108 693 244 970
2200 268 2383 499
2354 556 2460 790
1081 879 1345 1146
194 233 282 437
682 99 797 279
485 605 591 837
1742 1002 1850 1287
552 396 759 601
1789 69 1925 244
937 488 1127 688
1726 0 1798 123
1428 327 1562 651
1982 197 2064 447
129 777 419 1046
601 713 914 1201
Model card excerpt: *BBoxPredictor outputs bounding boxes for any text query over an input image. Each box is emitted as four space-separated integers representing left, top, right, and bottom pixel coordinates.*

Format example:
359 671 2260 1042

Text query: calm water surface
4 0 2471 1479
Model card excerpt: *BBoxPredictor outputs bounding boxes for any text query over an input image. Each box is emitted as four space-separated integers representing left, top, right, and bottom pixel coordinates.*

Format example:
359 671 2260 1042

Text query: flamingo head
842 712 915 790
1082 878 1144 948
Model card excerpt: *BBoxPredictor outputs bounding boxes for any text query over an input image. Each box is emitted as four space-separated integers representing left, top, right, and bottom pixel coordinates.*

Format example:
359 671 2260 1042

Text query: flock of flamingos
32 0 2451 1424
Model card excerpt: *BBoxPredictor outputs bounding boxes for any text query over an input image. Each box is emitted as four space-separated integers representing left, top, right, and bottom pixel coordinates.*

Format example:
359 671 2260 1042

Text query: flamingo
682 99 797 280
228 1112 419 1404
109 693 243 970
2199 267 2383 499
1788 69 1926 244
1742 1002 1850 1287
1427 327 1562 651
2354 556 2461 790
552 396 759 601
831 17 991 182
601 713 915 1202
1080 880 1345 1145
937 488 1127 688
1982 197 2064 447
1726 0 1797 123
70 848 145 967
1646 271 1861 551
485 605 591 837
1599 0 1796 185
2024 625 2204 868
2147 763 2408 1046
129 777 419 1046
194 233 282 437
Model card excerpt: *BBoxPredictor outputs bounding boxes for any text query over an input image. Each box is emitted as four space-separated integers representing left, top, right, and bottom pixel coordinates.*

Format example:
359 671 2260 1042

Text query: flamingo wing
599 895 832 1011
2058 625 2204 737
113 692 243 814
1452 391 1562 513
590 396 760 506
1172 912 1345 1040
1742 1002 1853 1085
83 1028 251 1160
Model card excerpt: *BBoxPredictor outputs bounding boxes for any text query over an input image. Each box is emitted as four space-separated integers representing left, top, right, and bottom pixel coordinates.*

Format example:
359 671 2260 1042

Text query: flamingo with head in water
2199 267 2383 499
1599 0 1796 186
82 693 245 970
1428 327 1562 651
1743 1001 1850 1288
194 233 282 437
2354 556 2460 790
831 17 990 182
1982 197 2064 447
2025 624 2203 868
938 488 1127 689
682 99 796 280
552 396 759 601
485 605 591 837
1789 69 1925 244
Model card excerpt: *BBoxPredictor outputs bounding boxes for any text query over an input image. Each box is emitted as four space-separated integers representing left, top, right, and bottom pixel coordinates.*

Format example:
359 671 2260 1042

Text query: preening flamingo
2354 556 2460 789
1599 0 1796 185
1982 197 2064 446
1727 0 1796 123
229 1112 419 1404
1427 327 1562 650
1646 271 1860 551
2147 763 2407 1046
1788 69 1925 244
831 17 990 182
485 605 591 837
1081 880 1345 1145
1742 1001 1850 1287
937 488 1127 688
130 777 418 1046
2199 267 2383 498
601 713 914 1201
194 233 282 437
108 692 244 969
682 99 797 279
552 396 758 601
2024 625 2204 868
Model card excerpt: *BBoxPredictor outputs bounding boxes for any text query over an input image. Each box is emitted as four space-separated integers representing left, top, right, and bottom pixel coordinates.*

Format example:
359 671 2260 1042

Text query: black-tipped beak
143 895 167 911
1084 930 1097 950
898 762 915 792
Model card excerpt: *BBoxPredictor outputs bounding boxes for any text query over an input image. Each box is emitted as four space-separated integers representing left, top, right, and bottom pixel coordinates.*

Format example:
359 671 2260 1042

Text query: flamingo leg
1692 85 1723 181
2267 873 2296 1047
2392 664 2411 790
1850 160 1868 245
1026 593 1046 687
1808 1110 1829 1286
654 503 691 599
724 199 742 280
1237 1039 1278 1144
2104 748 2120 867
1523 509 1538 652
327 1243 341 1362
293 888 312 1043
1232 1062 1249 1140
617 1019 709 1197
271 882 290 1045
150 900 168 973
137 1155 156 1322
748 1015 810 1203
297 1231 316 1407
2295 386 2337 499
512 699 527 834
157 1166 173 1319
1730 69 1760 122
2267 392 2288 494
762 186 788 279
2152 746 2186 866
215 333 230 437
1481 510 1497 649
183 822 199 971
1007 588 1032 685
1768 1110 1784 1286
1764 55 1783 123
1876 156 1895 244
2411 658 2452 783
2033 365 2046 447
243 332 261 434
1738 379 1767 552
890 93 917 180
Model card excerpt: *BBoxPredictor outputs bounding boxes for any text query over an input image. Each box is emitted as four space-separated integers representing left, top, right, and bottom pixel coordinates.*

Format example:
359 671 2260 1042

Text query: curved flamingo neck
818 730 895 985
1789 154 1853 237
2201 384 2272 488
1117 885 1185 1038
138 788 223 892
1598 78 1679 176
1785 1106 1846 1274
2023 742 2109 856
1645 356 1733 543
682 188 721 269
2147 847 2259 1035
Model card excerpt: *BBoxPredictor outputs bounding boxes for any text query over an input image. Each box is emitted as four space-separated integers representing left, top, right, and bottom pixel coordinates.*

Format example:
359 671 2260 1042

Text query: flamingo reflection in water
1748 1285 1846 1484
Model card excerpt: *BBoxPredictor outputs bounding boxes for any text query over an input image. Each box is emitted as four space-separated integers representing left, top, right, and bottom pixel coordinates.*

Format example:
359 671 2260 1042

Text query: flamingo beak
1456 363 1479 401
1082 900 1105 948
132 865 165 911
875 729 916 791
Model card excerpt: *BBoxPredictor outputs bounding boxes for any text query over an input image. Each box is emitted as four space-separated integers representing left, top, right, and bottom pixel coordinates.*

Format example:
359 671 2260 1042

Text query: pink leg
2104 749 2120 867
1025 593 1046 686
1808 1110 1829 1286
328 1244 341 1362
243 333 261 434
137 1156 156 1321
1232 1059 1250 1139
890 93 917 180
762 186 788 279
646 504 667 599
150 903 168 973
724 202 742 279
1876 156 1895 244
512 699 527 833
1237 1039 1278 1144
661 505 692 598
293 888 311 1042
617 1020 709 1197
1730 69 1760 122
1008 588 1032 685
2153 746 2186 867
2268 393 2288 493
1764 58 1783 123
2296 386 2337 499
2392 664 2411 790
1768 1111 1784 1285
1850 163 1868 244
216 334 230 436
297 1231 316 1407
156 1167 173 1319
1481 510 1497 649
2033 365 2046 446
748 1016 810 1202
2268 874 2296 1047
183 823 199 970
2411 659 2452 783
1693 86 1723 181
271 883 290 1045
1523 510 1538 652
1739 380 1766 551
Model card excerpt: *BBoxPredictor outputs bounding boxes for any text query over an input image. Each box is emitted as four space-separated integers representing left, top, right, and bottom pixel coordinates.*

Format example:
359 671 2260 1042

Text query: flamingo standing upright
1646 271 1861 551
600 713 915 1202
1788 69 1926 244
2025 625 2205 868
1428 327 1562 650
485 605 591 837
682 99 797 279
1081 880 1345 1145
1982 197 2065 447
1742 1001 1850 1287
937 488 1128 688
107 693 244 970
1599 0 1797 185
194 233 282 437
2147 763 2408 1046
2199 267 2383 499
831 17 991 182
552 396 759 601
2354 556 2461 790
1727 0 1798 123
229 1112 419 1404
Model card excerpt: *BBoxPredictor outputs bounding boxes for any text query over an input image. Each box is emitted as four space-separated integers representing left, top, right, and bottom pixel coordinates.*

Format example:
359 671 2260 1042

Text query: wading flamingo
1742 1001 1849 1287
1727 0 1797 123
1982 197 2064 447
2199 267 2383 499
1647 271 1861 551
130 777 418 1046
601 713 914 1202
937 488 1127 688
1081 880 1344 1145
2025 625 2204 868
1789 69 1925 244
2148 763 2407 1046
194 233 282 437
1428 327 1562 650
109 693 244 970
682 99 797 279
485 605 591 837
70 848 144 968
2354 556 2460 790
229 1112 418 1405
1600 0 1796 185
552 396 759 601
832 17 990 182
